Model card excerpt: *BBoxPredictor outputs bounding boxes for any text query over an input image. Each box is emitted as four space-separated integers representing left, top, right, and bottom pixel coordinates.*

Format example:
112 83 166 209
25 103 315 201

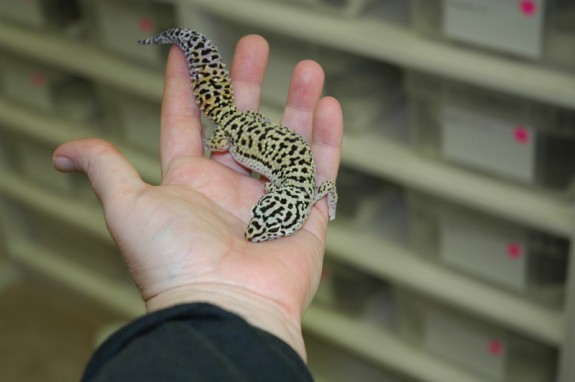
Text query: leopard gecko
139 27 337 242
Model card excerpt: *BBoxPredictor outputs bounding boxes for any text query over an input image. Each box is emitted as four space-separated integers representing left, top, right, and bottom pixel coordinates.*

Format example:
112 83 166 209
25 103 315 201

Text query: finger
230 34 269 112
281 60 325 142
306 96 343 233
312 96 343 182
53 139 145 206
160 46 204 174
210 34 269 173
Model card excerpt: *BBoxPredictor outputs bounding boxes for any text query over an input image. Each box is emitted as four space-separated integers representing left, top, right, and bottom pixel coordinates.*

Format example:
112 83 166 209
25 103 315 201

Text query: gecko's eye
267 226 280 234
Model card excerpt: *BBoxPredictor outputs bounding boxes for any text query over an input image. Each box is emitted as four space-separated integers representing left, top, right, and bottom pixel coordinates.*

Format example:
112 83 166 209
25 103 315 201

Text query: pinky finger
312 96 343 183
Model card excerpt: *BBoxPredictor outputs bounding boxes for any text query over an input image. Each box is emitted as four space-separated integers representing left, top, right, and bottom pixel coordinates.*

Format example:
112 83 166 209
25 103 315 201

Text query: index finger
160 45 204 174
230 34 269 112
210 34 269 173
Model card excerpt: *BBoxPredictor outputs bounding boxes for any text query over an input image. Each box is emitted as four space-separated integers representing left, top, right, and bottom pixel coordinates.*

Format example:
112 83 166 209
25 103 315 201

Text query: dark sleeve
82 303 314 382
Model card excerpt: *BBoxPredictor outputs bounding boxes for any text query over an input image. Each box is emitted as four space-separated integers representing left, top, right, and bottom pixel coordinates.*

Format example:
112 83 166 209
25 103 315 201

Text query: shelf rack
0 1 574 381
0 23 164 100
182 0 575 110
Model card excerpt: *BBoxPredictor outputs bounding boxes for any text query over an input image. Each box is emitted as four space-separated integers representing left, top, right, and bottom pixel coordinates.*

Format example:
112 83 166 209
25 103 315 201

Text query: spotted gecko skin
139 27 337 242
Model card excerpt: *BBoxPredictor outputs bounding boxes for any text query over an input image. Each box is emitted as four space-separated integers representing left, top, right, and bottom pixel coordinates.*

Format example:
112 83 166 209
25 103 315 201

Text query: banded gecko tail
138 27 236 124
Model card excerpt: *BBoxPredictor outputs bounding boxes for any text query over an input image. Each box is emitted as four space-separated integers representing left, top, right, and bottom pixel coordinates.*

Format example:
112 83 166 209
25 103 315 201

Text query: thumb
53 138 145 205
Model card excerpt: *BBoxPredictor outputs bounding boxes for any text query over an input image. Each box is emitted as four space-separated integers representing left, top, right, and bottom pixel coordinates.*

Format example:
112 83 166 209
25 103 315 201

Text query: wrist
145 283 307 361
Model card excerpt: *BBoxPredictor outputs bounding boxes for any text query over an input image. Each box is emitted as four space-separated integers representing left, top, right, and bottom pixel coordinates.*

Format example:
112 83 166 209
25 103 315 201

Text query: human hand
53 35 343 359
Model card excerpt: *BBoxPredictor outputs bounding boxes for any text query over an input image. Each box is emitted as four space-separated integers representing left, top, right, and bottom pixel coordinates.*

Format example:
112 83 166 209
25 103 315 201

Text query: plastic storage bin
406 70 575 195
398 290 557 382
99 86 161 155
408 190 568 307
0 0 81 33
0 54 100 125
410 0 575 70
84 0 175 68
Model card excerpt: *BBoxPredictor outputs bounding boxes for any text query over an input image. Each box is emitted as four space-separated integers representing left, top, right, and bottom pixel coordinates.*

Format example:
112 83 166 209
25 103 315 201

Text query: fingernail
53 156 76 172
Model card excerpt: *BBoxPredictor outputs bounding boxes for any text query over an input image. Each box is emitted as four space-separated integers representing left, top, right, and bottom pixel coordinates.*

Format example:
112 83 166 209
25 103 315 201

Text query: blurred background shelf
304 305 494 382
184 0 575 109
0 97 161 183
326 224 563 345
7 240 145 317
0 0 574 381
342 131 572 237
0 21 164 100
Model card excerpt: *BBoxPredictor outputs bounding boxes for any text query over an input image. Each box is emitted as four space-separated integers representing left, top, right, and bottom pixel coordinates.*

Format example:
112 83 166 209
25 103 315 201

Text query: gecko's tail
137 27 189 46
139 27 237 124
138 28 225 70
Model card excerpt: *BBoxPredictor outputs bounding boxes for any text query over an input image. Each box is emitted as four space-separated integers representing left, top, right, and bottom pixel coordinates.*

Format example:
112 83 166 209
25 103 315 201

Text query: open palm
53 35 342 351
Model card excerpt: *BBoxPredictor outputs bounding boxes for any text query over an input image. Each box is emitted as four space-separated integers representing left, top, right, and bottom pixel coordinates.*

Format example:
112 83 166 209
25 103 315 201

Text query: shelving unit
0 98 161 183
326 224 563 345
341 131 572 237
0 22 164 100
0 1 573 381
181 0 575 109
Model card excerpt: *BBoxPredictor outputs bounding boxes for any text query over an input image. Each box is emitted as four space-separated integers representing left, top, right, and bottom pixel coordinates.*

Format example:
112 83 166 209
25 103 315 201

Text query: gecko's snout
245 193 301 242
245 216 283 243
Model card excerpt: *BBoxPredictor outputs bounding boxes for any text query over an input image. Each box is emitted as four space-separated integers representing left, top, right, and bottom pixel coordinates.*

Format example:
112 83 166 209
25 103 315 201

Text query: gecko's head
245 191 307 243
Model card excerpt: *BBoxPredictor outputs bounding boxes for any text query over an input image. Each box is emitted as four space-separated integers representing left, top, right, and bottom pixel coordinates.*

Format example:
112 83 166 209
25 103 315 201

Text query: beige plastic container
406 70 575 195
397 289 557 382
408 190 568 308
410 0 575 71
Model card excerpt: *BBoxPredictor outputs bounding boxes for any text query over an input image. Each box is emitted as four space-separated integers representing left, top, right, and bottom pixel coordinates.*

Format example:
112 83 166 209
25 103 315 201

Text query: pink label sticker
507 243 523 259
488 340 505 356
139 17 154 32
513 126 530 144
32 72 46 87
519 0 537 16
